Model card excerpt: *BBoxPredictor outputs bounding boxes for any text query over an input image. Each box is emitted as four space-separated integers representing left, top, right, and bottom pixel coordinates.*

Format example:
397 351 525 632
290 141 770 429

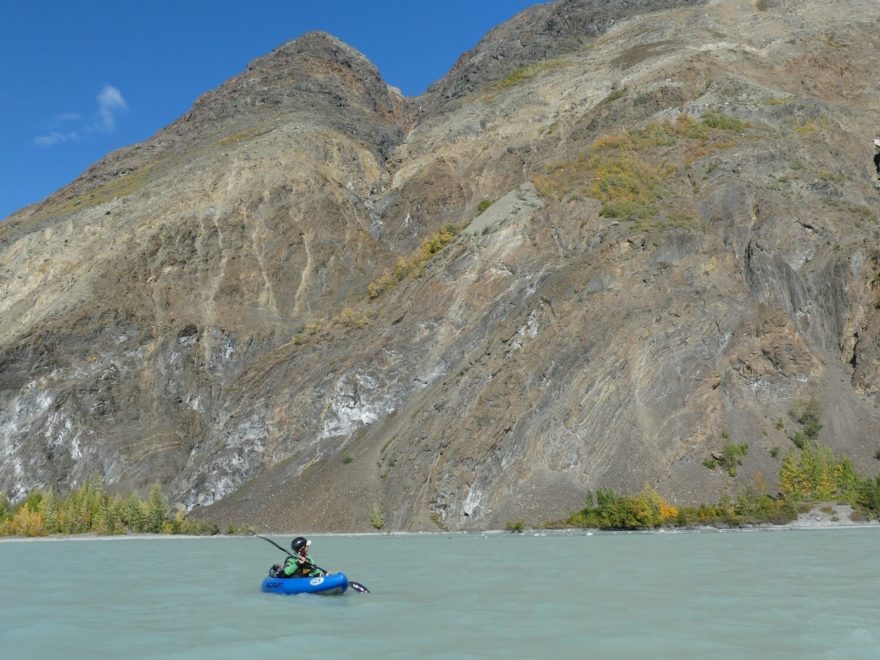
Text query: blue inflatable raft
261 572 350 595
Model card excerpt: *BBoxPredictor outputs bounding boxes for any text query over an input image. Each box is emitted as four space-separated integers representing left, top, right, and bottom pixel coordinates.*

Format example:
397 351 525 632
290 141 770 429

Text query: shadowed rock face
2 0 880 531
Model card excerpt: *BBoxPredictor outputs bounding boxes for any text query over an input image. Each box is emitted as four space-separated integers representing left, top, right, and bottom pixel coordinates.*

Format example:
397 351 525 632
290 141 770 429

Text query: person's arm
280 557 299 577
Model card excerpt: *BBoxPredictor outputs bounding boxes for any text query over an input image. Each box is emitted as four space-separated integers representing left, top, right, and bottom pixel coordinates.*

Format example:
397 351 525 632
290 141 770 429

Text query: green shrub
721 443 749 477
857 476 880 516
701 112 748 132
790 399 822 439
731 489 797 525
370 505 385 530
704 443 748 476
567 486 678 530
787 399 822 449
0 494 9 523
477 199 494 214
778 443 860 502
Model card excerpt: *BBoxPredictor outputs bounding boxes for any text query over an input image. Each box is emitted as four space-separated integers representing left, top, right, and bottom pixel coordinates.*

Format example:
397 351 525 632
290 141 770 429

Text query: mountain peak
423 0 708 110
249 30 381 80
13 28 407 223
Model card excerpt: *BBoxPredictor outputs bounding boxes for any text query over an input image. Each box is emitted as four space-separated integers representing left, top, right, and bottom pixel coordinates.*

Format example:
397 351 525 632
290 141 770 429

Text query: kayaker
277 536 324 578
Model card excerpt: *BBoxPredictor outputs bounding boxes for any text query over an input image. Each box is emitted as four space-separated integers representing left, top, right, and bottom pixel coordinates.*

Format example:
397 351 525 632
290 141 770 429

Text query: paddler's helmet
291 536 310 552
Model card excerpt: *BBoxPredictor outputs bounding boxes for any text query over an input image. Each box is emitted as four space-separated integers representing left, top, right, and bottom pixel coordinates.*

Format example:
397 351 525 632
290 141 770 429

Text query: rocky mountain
2 0 879 531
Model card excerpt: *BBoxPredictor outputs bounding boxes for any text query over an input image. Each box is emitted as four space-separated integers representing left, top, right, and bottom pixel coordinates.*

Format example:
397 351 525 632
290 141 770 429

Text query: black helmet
291 536 309 552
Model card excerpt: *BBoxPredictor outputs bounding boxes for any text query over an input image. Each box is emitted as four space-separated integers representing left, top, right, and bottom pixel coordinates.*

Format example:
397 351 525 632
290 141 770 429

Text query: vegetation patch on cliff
292 306 372 345
367 224 459 299
484 59 567 96
29 163 156 222
531 113 748 227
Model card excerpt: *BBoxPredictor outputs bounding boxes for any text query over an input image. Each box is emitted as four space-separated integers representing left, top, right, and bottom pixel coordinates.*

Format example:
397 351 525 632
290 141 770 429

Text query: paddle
257 535 370 593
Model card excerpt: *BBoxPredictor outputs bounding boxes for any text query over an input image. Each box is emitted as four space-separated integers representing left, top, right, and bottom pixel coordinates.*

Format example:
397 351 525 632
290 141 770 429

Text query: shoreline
0 506 878 542
0 503 880 543
772 503 880 529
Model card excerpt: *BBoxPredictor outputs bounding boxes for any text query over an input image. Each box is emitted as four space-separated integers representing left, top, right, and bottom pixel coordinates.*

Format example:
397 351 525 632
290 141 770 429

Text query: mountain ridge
2 0 880 531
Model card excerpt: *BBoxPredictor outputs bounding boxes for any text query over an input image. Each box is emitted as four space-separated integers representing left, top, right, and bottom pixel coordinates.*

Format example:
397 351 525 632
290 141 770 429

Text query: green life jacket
281 553 320 578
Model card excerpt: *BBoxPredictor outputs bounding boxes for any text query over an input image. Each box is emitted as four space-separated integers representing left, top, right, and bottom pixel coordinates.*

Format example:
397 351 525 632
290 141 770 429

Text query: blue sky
0 0 539 220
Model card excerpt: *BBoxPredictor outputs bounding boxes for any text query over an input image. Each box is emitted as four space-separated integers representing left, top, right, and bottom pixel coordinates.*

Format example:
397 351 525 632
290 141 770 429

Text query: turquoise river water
0 527 878 659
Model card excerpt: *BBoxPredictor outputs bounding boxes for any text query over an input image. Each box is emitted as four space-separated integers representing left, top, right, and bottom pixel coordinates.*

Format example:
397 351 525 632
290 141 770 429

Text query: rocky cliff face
2 0 879 531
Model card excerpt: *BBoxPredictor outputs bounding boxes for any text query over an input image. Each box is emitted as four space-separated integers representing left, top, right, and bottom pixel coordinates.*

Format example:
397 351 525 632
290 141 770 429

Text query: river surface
0 527 878 659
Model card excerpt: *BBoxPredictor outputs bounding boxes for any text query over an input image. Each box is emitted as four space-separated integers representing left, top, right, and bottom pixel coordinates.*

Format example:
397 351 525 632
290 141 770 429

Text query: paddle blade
349 581 370 594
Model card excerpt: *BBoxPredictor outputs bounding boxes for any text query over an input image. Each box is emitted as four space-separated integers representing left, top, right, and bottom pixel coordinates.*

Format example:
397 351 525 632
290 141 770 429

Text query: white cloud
96 84 128 132
34 133 63 147
34 130 80 147
33 84 128 147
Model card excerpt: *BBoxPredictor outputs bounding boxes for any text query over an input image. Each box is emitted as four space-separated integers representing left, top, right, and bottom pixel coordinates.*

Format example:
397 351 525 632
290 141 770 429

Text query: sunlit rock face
2 0 880 531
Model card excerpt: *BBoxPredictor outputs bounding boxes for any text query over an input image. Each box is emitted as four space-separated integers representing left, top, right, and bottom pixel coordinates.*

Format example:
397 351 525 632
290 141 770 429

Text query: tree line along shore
509 441 880 532
0 438 877 537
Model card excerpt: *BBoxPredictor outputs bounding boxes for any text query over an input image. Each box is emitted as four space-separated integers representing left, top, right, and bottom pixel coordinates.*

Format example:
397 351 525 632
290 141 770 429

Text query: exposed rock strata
2 0 879 531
